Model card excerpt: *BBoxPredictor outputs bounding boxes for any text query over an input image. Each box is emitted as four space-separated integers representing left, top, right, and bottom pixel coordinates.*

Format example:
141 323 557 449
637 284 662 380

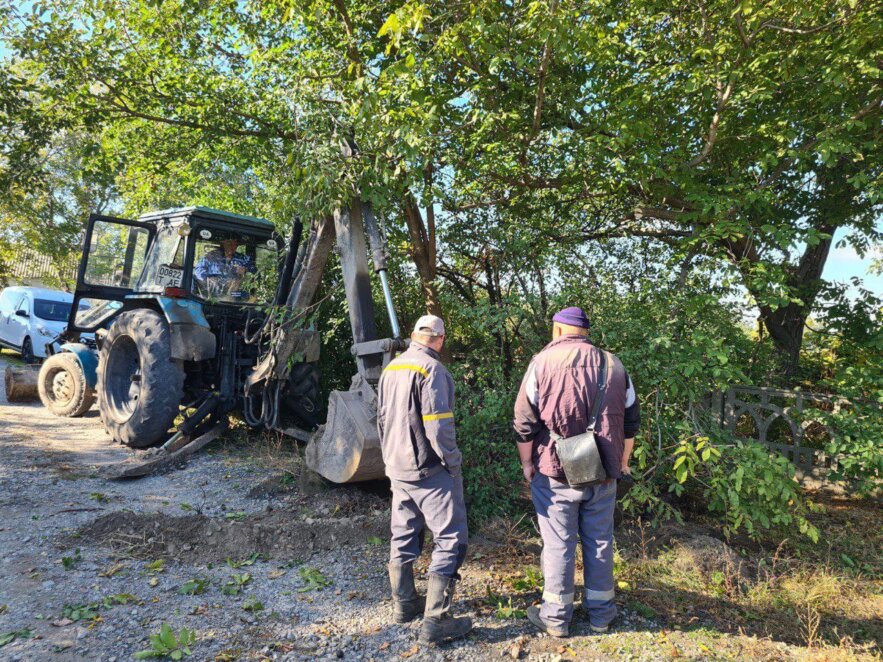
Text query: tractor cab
137 208 280 307
69 207 281 338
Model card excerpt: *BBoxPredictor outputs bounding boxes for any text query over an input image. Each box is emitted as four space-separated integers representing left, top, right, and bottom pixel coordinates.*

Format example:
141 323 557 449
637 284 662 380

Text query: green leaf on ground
297 567 331 592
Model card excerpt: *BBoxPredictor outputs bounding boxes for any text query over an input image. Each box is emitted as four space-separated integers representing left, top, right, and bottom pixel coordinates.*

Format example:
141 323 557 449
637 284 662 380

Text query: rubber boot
389 563 423 623
418 573 473 644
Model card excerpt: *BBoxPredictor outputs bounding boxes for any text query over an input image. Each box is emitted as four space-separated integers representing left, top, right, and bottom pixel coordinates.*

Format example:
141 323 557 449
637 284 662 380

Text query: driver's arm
193 254 211 281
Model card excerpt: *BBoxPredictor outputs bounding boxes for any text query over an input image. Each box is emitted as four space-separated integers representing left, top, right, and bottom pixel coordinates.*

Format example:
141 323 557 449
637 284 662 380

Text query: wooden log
4 364 41 402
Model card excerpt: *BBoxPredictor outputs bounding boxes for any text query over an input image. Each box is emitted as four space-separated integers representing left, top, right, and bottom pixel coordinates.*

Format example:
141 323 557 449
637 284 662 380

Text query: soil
76 503 388 562
1 353 859 661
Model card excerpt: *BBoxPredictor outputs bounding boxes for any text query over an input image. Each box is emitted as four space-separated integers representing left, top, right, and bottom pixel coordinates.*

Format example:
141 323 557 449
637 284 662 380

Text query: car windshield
34 299 77 322
191 229 278 304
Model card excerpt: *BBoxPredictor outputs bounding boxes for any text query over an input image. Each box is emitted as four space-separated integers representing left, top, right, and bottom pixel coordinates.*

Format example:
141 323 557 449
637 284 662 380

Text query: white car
0 286 88 362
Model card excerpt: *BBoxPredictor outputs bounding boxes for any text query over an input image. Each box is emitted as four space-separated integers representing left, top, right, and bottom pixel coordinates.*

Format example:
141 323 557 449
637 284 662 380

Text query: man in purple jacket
513 306 640 637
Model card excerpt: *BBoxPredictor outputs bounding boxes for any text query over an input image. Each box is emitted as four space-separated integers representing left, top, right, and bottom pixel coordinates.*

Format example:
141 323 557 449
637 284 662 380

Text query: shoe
389 563 424 623
526 605 569 638
589 623 608 633
418 573 473 644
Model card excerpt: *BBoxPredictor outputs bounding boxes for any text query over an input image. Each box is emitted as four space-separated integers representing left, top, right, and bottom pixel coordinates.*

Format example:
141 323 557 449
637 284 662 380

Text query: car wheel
21 337 35 364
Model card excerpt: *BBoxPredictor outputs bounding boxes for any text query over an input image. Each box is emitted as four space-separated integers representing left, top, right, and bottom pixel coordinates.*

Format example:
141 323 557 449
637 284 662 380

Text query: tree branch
529 0 559 141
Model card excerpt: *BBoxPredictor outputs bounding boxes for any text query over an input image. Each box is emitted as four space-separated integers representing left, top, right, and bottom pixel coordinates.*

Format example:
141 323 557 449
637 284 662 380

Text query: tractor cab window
138 224 186 292
84 220 151 287
191 230 277 304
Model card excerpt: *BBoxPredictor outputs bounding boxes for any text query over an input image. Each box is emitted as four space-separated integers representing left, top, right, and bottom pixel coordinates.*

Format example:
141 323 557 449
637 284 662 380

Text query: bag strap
587 350 608 431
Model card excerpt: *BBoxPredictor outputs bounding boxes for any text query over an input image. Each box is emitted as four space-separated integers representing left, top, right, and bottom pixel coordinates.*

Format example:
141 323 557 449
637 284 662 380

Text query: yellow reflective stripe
384 363 429 378
422 412 454 422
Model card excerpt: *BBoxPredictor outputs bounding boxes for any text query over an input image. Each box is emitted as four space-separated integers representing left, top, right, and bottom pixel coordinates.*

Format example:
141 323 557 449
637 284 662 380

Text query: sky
823 226 882 297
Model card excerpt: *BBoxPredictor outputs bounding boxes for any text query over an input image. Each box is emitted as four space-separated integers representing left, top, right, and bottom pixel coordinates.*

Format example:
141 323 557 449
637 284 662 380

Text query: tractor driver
193 237 256 299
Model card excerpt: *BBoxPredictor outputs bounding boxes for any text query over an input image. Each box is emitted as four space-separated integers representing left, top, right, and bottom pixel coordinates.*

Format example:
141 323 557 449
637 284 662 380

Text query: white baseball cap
412 314 445 337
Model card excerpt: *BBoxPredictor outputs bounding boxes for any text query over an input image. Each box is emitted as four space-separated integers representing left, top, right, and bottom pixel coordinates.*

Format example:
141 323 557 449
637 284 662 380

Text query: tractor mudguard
150 296 217 362
59 342 99 389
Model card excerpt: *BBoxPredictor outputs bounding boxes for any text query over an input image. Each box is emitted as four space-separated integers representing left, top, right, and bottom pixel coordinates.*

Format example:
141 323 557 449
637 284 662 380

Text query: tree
0 129 119 287
1 0 879 371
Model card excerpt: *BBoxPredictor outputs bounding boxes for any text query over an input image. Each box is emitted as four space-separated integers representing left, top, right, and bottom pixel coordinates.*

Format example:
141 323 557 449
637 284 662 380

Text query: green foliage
62 603 100 622
297 567 331 592
221 573 251 596
485 589 526 619
1 0 878 545
509 566 543 592
61 548 82 570
145 559 165 574
177 579 208 596
0 628 33 648
134 624 195 660
242 599 264 612
453 364 524 524
225 553 259 569
801 339 883 496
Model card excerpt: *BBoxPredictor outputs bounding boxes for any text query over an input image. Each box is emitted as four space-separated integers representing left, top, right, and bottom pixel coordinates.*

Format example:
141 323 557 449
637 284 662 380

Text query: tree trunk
724 162 852 377
403 194 443 317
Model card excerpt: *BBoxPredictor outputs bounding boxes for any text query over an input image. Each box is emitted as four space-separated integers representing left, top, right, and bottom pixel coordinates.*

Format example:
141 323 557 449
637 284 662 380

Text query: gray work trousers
531 474 617 630
389 468 469 578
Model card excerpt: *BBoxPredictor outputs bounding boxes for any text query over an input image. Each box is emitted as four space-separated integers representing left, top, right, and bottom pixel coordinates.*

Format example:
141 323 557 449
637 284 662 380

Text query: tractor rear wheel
97 309 184 447
38 353 95 417
284 362 322 429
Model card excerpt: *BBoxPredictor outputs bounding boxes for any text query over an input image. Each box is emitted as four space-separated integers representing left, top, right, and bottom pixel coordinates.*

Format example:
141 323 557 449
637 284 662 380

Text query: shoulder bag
552 349 609 487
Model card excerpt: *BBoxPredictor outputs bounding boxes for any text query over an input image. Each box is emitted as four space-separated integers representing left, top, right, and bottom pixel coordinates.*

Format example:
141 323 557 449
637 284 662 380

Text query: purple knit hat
552 306 590 329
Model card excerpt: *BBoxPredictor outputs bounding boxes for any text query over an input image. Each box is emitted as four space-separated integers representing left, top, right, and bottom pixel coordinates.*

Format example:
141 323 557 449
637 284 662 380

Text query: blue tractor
47 203 404 480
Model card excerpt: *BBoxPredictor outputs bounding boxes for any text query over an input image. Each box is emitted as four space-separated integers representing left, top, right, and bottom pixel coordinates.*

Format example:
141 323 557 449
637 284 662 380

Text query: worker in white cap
376 314 472 644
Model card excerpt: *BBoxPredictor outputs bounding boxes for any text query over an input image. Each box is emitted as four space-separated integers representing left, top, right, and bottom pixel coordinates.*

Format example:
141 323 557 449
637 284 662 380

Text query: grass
608 494 883 659
468 492 881 661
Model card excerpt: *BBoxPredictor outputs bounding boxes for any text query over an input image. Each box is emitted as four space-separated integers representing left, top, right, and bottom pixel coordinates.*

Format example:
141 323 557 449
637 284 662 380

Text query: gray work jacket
376 342 461 481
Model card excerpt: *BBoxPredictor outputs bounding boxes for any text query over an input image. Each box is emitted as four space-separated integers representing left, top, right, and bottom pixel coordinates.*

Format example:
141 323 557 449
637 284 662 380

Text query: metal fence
1 247 77 285
711 385 840 477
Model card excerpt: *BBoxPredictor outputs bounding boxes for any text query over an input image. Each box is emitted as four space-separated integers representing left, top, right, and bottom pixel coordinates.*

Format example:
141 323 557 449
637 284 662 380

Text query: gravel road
1 353 614 662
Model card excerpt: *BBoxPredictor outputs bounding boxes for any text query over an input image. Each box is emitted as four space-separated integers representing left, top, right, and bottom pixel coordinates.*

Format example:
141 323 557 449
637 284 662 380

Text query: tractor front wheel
38 353 95 417
97 309 184 447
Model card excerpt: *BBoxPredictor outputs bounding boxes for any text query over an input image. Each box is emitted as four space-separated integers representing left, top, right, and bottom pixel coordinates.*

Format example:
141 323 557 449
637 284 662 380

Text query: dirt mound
671 534 749 579
76 507 387 562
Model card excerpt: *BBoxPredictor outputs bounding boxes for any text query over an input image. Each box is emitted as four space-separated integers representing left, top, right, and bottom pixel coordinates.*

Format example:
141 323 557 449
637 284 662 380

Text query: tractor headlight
177 221 191 237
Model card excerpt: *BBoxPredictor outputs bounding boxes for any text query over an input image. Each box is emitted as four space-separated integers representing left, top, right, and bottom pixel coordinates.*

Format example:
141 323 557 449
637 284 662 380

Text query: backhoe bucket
305 375 385 483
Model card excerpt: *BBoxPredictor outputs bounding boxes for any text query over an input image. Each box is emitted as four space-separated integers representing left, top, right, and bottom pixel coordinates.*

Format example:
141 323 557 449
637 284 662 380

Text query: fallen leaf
268 569 286 579
378 642 390 650
148 577 159 587
51 619 73 627
401 645 419 658
509 642 522 659
99 562 127 578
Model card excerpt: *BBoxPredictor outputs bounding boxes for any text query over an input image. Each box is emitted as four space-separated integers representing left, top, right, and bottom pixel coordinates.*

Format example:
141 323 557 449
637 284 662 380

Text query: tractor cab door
68 214 155 333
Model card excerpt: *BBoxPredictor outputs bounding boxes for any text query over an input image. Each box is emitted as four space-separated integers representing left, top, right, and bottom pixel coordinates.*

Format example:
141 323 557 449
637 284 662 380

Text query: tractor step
101 420 229 480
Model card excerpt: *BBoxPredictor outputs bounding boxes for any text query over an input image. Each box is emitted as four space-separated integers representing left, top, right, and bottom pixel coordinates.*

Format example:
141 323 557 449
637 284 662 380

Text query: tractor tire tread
97 309 184 448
